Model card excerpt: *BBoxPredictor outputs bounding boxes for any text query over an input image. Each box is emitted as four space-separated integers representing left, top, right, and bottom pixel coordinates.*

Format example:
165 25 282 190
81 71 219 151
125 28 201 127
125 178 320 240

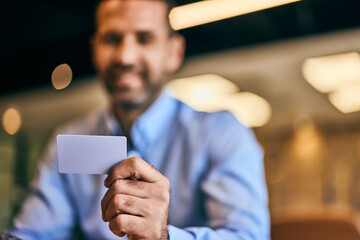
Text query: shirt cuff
168 225 194 240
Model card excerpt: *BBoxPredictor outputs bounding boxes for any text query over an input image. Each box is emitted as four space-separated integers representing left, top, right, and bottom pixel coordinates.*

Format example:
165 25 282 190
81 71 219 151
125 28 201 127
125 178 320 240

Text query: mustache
105 64 146 78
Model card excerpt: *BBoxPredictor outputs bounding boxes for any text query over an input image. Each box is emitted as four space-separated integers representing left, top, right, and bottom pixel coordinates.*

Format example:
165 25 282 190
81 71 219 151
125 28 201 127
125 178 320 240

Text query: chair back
271 212 360 240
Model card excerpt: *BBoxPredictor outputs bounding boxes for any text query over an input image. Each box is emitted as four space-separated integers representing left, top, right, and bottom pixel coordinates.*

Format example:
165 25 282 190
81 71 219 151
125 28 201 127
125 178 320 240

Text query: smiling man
92 0 184 137
5 0 270 239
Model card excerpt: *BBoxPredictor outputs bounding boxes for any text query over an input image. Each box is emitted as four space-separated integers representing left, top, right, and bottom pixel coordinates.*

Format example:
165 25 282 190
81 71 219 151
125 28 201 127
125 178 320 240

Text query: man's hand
101 157 170 240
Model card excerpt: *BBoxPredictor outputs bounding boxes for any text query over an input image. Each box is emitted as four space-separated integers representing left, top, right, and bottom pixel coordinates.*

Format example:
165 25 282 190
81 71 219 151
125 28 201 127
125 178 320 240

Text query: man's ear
166 33 186 74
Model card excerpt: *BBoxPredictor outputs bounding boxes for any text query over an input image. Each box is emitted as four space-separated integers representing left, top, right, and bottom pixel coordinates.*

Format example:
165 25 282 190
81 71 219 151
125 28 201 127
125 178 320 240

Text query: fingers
105 157 169 188
104 194 151 221
105 178 155 199
101 179 169 222
109 214 157 239
102 157 170 239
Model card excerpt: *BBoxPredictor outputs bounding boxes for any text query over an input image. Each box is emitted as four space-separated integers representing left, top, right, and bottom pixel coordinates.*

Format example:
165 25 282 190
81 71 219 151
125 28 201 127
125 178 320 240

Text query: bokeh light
328 85 360 114
292 119 323 164
166 74 238 110
302 52 360 93
51 63 73 90
219 92 272 128
302 52 360 114
169 0 301 30
166 74 272 127
2 108 22 135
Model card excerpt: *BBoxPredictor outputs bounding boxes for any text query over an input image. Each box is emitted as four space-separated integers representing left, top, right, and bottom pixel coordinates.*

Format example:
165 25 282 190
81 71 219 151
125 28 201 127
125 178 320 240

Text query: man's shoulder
174 99 260 157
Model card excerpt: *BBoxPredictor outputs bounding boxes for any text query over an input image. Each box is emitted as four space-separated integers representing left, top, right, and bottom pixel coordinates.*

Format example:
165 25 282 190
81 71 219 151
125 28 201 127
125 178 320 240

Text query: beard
109 84 162 111
101 64 165 111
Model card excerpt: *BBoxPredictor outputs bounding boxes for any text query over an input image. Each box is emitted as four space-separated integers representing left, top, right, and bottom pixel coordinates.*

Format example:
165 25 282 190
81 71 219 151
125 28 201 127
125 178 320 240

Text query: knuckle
110 179 119 190
117 214 126 227
113 194 123 207
109 215 126 236
158 188 170 203
162 177 170 189
128 157 142 179
111 179 121 189
129 157 140 167
111 179 125 191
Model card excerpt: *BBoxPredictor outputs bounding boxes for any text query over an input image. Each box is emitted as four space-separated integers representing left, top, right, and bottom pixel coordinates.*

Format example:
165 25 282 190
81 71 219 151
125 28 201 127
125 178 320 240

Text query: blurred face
92 0 183 110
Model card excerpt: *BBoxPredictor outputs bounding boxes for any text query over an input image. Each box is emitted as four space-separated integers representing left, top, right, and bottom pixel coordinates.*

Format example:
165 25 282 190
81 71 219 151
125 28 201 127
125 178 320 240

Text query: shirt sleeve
6 134 76 240
169 111 270 240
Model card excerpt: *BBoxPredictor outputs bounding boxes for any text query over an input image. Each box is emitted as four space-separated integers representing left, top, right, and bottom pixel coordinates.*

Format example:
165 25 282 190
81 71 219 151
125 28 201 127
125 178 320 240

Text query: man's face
92 0 183 110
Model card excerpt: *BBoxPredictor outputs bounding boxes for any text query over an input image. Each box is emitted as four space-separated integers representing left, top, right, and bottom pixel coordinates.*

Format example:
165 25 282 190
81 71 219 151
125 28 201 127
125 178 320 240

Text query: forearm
6 135 76 240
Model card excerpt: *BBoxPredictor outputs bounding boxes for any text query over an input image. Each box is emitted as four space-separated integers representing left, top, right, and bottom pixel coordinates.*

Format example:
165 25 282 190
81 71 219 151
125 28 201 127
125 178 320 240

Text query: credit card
57 134 127 174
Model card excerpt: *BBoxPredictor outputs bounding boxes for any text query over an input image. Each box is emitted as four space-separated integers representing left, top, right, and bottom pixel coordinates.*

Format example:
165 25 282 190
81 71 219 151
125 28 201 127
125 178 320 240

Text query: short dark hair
92 0 178 35
159 0 178 35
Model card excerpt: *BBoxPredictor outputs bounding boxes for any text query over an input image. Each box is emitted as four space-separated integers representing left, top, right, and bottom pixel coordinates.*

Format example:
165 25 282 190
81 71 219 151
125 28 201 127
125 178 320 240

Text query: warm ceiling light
166 74 238 109
302 52 360 93
52 63 73 90
219 92 272 128
2 108 22 135
169 0 301 30
302 52 360 114
328 85 360 114
166 74 272 127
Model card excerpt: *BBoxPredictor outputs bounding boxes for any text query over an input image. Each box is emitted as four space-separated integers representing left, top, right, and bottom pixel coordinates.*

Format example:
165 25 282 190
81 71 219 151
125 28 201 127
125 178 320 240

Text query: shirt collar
104 90 177 155
131 90 177 155
104 107 122 136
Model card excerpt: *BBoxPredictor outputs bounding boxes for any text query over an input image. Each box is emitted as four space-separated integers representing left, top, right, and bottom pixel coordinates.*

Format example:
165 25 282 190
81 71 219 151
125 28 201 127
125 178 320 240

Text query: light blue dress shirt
7 91 270 239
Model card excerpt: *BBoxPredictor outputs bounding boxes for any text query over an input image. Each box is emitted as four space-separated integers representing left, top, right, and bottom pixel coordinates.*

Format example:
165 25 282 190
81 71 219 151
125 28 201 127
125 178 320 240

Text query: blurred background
1 0 360 237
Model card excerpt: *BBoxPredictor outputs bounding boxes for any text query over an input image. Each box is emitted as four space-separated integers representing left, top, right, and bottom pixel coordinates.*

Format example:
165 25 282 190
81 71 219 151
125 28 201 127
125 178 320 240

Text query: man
5 0 270 239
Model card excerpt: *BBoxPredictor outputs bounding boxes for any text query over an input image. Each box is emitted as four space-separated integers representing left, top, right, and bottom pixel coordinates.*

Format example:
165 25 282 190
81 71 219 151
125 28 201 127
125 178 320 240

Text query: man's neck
113 104 142 138
112 90 162 138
